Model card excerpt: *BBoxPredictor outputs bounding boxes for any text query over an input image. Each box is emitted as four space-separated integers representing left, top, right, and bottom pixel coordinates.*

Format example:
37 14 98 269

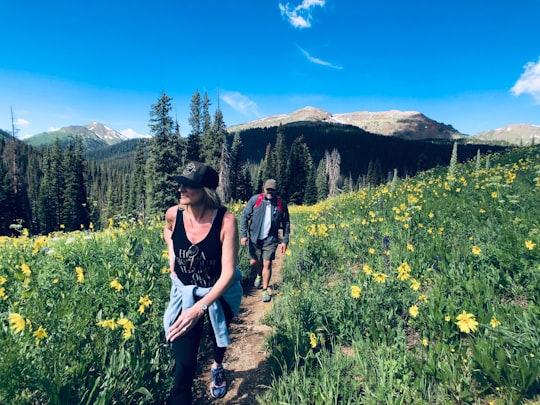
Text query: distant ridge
474 124 540 146
228 106 465 141
24 122 129 150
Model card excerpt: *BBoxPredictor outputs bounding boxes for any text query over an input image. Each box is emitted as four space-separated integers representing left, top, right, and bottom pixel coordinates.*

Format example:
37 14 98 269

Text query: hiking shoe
262 289 271 303
210 365 227 399
254 275 262 289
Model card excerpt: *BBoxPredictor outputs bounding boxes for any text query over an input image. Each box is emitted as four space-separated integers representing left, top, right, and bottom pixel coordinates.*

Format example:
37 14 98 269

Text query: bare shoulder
165 205 179 225
222 210 238 227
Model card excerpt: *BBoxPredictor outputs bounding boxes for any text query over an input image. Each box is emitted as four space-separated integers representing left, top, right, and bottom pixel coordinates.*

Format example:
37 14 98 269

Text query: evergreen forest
0 91 508 236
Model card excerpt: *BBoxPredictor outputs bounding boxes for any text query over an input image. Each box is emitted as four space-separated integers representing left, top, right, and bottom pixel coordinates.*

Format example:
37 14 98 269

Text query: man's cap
169 162 219 189
264 179 277 190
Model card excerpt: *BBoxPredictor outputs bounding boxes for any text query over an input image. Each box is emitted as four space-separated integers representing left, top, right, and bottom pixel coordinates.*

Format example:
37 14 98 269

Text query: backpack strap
254 193 265 208
254 193 282 211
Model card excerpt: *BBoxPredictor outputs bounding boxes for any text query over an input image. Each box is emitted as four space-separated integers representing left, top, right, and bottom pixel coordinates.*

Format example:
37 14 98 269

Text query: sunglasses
266 188 275 192
186 244 199 272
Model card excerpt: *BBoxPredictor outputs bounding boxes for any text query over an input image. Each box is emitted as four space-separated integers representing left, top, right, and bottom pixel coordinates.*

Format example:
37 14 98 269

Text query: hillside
228 106 466 141
474 124 540 146
229 120 508 181
25 122 128 150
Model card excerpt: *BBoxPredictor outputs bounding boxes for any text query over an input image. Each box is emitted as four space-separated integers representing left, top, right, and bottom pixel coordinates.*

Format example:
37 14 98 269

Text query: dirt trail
192 249 283 404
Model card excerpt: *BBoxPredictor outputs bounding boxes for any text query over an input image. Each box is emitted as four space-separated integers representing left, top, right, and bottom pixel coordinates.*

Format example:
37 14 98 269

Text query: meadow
1 145 539 404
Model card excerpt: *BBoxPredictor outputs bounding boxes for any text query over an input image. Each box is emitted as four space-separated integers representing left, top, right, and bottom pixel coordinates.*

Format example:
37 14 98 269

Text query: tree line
0 91 341 236
1 91 508 236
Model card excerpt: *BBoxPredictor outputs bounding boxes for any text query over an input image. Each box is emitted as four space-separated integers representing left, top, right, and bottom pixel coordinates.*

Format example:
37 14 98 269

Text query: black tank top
171 207 226 288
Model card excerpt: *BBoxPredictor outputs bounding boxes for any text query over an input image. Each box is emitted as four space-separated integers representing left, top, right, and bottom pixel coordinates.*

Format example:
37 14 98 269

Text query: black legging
168 297 234 405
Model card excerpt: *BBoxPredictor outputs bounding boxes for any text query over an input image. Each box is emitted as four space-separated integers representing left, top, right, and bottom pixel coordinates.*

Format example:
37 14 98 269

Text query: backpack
254 193 282 212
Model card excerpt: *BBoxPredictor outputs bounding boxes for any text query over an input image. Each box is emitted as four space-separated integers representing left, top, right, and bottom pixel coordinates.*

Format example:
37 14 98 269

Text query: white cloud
221 91 261 117
511 57 540 103
15 118 30 127
47 126 60 132
279 0 326 29
120 128 150 139
299 47 343 70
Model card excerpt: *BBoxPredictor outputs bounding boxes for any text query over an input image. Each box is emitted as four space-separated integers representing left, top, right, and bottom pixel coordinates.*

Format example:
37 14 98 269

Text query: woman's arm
164 206 178 274
167 210 239 342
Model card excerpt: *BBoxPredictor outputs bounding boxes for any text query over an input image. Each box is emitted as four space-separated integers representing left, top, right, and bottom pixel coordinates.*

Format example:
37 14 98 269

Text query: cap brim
168 175 203 188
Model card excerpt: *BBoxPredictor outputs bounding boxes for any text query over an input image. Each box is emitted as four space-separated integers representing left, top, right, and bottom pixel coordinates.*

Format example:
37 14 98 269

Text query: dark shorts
249 238 279 261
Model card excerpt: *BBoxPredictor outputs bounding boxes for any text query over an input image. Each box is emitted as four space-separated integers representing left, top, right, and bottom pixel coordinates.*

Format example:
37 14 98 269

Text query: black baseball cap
169 162 219 189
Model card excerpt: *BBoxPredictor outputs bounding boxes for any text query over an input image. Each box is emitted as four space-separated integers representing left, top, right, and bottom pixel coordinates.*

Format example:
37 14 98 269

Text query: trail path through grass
192 248 283 404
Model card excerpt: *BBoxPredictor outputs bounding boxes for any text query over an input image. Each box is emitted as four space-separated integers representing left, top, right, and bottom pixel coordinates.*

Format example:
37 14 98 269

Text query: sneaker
254 275 262 289
210 365 227 399
262 289 271 302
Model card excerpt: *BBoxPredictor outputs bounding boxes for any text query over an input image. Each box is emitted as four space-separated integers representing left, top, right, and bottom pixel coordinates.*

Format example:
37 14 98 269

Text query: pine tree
315 158 328 202
229 133 243 201
303 167 318 205
145 92 182 216
285 136 312 204
273 126 287 196
203 107 226 169
238 164 253 201
61 139 88 231
132 140 147 220
0 152 15 235
187 90 202 161
38 141 64 232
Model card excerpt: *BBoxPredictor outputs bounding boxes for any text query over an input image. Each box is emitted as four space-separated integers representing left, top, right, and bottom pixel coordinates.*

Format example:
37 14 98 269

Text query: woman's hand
167 305 203 342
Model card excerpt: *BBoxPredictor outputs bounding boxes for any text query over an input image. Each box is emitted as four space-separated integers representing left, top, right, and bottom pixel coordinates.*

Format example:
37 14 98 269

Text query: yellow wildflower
471 246 482 255
75 267 85 283
21 263 31 276
397 262 411 281
410 279 421 291
97 319 118 330
110 279 124 292
117 318 135 339
490 317 501 328
525 240 536 250
455 311 479 333
409 305 419 318
362 264 372 275
309 332 317 348
9 313 26 334
350 285 362 299
33 326 48 345
422 338 428 347
0 276 7 284
138 295 153 314
373 273 388 283
445 315 451 322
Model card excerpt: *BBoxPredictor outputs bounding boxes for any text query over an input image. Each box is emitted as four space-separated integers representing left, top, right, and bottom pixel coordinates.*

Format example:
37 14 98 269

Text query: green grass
0 146 538 404
262 145 539 404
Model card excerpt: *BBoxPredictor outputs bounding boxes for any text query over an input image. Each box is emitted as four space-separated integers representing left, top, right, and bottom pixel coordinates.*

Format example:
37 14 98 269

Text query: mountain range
20 106 540 148
24 122 130 149
228 106 540 145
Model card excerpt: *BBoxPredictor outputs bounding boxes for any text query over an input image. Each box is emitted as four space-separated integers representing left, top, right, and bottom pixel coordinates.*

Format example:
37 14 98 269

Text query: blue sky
1 0 539 138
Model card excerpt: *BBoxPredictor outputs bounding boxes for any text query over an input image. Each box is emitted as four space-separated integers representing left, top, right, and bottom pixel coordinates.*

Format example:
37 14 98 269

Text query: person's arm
164 206 178 274
167 211 239 342
281 202 291 246
239 196 254 245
